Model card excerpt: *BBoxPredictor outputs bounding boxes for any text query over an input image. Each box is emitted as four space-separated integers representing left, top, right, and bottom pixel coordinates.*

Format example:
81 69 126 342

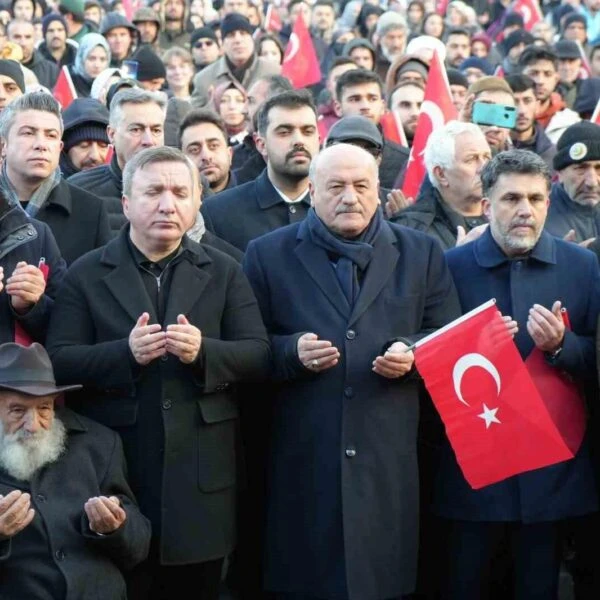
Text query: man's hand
166 314 202 364
459 93 475 123
527 301 565 353
297 332 340 372
502 314 518 338
6 262 45 314
84 496 126 535
0 490 34 538
456 223 488 246
372 341 414 379
129 312 166 365
563 229 596 248
385 189 411 218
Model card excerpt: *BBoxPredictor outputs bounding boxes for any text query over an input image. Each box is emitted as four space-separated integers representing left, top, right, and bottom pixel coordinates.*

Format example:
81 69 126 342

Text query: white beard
0 418 66 481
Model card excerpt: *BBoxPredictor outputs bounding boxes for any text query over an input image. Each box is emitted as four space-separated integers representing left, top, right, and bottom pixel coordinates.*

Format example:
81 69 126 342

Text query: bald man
243 144 461 600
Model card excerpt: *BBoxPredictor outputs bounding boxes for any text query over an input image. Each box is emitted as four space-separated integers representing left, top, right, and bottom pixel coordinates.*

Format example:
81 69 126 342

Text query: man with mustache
436 149 600 598
201 89 320 252
37 13 77 68
59 97 111 178
0 342 151 599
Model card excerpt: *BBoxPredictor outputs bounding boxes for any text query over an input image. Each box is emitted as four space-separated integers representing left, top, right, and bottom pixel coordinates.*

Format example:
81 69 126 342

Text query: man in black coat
0 342 151 599
0 92 111 265
37 13 78 68
201 89 320 252
47 146 270 600
68 87 167 236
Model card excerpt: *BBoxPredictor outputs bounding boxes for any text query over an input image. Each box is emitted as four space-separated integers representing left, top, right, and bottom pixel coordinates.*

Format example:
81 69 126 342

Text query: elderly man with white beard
0 342 150 600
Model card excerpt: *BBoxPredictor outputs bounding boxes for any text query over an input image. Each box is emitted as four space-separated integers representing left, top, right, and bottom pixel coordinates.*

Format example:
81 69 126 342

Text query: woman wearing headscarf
69 33 111 98
211 80 249 145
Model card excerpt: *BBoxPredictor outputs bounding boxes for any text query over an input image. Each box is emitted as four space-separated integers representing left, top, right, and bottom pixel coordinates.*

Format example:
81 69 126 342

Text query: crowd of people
0 0 597 599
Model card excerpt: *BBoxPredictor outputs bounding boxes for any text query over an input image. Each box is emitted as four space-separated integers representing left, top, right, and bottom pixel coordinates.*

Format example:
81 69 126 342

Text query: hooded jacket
38 39 78 68
157 0 191 51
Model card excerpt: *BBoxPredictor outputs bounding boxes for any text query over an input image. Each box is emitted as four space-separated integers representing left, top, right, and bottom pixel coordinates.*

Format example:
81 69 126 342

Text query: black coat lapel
163 257 211 325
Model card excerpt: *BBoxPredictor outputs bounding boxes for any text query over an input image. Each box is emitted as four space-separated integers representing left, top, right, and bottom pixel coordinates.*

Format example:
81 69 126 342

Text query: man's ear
308 179 315 206
107 125 115 145
482 197 491 220
333 99 342 118
433 165 448 188
255 134 267 159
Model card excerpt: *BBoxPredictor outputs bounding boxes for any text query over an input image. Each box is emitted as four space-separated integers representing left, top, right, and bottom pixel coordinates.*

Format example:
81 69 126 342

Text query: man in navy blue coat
243 144 461 600
437 149 600 599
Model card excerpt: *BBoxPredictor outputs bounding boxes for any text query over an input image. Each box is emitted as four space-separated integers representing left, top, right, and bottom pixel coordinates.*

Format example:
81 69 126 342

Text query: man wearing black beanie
190 26 220 72
0 60 24 113
545 121 600 244
38 13 77 68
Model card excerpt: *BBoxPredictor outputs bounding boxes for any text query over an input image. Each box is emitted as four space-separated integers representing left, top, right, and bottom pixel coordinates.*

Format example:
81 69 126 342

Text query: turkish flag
264 4 283 33
511 0 543 31
281 15 321 88
592 98 600 124
380 111 408 147
414 300 575 489
494 64 505 77
402 50 457 199
121 0 143 22
53 66 77 110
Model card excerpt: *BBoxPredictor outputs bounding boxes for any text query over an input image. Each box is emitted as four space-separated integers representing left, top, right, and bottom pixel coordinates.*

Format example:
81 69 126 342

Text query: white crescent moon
420 100 446 131
519 6 531 25
284 33 299 63
452 353 501 406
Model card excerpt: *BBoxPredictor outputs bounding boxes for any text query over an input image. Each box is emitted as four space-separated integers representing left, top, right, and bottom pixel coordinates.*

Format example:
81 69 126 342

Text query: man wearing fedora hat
0 342 151 599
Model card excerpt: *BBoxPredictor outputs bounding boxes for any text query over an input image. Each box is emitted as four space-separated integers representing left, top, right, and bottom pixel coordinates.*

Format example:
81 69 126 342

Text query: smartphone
121 60 139 80
472 101 517 129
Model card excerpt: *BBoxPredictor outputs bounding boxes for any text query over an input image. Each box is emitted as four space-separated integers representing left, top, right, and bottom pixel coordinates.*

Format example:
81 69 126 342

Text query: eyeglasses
194 40 215 48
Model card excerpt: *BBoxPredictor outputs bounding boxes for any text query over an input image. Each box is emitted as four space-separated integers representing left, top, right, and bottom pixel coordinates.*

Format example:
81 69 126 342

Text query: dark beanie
447 67 468 88
563 13 587 31
503 12 524 29
133 46 166 81
503 29 535 54
0 60 25 93
42 13 67 37
190 26 218 47
220 13 253 38
460 56 494 76
63 123 110 152
553 121 600 171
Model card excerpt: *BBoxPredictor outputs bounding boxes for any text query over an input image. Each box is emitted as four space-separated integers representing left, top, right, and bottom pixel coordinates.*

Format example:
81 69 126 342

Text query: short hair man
0 342 151 598
392 121 491 249
180 108 235 193
334 69 410 189
242 143 460 600
84 0 103 25
58 0 95 44
506 74 556 170
191 13 280 108
221 0 249 17
0 92 111 265
158 0 190 52
38 13 77 68
388 80 424 147
8 20 59 89
445 27 471 68
468 76 516 156
190 26 221 72
68 87 166 236
47 146 270 600
437 149 600 598
0 60 24 113
100 13 137 68
374 11 408 81
544 121 600 245
59 97 110 178
312 0 335 44
202 90 320 251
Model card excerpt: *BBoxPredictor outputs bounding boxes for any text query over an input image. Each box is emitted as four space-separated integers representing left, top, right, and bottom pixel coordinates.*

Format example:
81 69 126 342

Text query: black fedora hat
0 343 81 397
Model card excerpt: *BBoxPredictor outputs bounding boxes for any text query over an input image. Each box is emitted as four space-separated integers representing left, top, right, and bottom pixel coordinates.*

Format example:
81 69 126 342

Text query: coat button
162 399 172 410
289 205 297 214
344 386 353 398
160 354 168 362
345 447 356 458
36 494 46 503
55 549 65 561
27 230 34 236
346 330 356 340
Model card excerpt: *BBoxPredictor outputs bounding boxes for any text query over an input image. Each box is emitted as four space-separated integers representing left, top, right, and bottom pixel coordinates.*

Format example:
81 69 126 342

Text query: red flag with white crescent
264 4 283 33
591 97 600 124
281 15 321 88
53 65 77 110
380 111 408 147
414 300 575 489
511 0 543 30
401 50 457 200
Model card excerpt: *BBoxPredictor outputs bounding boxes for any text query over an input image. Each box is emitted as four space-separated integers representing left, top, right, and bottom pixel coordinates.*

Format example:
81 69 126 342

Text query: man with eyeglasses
190 26 221 73
68 88 166 236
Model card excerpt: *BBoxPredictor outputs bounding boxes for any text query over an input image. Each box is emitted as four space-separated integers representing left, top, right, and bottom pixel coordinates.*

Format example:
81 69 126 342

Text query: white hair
423 120 487 189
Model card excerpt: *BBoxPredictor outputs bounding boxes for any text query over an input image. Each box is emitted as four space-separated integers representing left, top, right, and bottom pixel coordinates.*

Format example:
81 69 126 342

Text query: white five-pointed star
478 404 501 429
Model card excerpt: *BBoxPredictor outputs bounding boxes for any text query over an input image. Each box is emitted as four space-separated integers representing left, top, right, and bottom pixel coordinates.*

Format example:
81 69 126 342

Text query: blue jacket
434 228 600 522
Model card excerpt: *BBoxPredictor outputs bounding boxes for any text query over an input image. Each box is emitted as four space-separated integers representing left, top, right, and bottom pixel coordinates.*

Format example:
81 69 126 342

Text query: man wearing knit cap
190 26 221 73
562 13 589 47
132 7 161 51
0 60 24 113
100 13 136 68
59 0 97 43
38 13 77 68
447 67 469 112
191 13 279 108
554 39 586 109
460 56 494 85
501 29 535 75
158 0 190 52
60 97 110 178
374 11 408 82
544 121 600 245
131 46 166 91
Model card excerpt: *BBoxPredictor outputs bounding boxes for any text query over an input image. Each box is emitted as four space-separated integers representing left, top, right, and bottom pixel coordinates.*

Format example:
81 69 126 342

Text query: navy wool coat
243 218 461 600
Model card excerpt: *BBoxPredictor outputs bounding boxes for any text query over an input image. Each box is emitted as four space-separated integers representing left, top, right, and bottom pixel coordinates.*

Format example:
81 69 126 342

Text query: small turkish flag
494 64 505 77
380 111 408 147
53 66 77 110
511 0 543 31
402 50 457 199
264 4 283 33
281 15 321 88
414 300 575 489
592 98 600 124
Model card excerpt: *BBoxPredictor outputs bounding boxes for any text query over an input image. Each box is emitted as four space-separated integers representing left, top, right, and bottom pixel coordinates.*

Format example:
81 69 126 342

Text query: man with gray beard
0 342 150 600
